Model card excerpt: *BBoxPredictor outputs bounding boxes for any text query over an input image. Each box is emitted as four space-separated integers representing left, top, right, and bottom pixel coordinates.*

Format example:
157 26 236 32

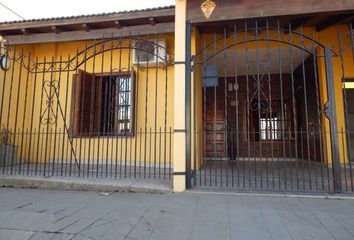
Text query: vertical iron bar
289 24 299 190
10 49 24 174
169 127 172 179
98 38 106 178
18 52 32 175
124 34 133 178
266 19 274 190
223 27 228 188
245 22 252 188
300 127 305 190
139 127 143 178
213 32 217 187
87 40 98 177
154 39 159 179
60 54 71 177
134 33 141 179
201 39 208 187
341 128 348 192
193 54 197 185
78 42 90 177
143 35 150 179
35 56 46 176
69 50 80 177
115 34 123 178
149 127 152 178
256 20 262 189
312 127 318 191
233 24 239 188
300 27 312 190
186 20 192 188
339 31 353 191
27 57 39 176
159 127 162 179
107 34 114 178
277 20 287 190
43 57 55 177
52 56 63 176
311 33 324 191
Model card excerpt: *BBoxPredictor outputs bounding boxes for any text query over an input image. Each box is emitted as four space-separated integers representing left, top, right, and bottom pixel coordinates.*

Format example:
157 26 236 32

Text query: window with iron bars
251 99 294 141
71 70 135 137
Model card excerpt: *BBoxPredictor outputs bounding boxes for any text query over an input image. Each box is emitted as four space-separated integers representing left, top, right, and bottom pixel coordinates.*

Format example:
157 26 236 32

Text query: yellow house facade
0 0 354 193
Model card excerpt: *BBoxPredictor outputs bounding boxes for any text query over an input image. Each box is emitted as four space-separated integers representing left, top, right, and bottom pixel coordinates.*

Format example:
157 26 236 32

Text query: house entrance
187 20 354 193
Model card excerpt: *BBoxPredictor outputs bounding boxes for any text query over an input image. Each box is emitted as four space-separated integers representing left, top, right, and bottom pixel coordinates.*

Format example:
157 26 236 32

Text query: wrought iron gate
0 35 173 182
187 19 354 193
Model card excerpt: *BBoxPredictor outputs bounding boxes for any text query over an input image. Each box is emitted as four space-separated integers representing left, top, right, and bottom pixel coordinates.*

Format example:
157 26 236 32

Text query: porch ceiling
195 12 354 34
188 0 354 30
206 47 310 76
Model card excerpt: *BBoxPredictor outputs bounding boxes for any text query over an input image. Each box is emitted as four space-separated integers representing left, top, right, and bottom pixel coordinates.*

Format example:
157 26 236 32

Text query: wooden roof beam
51 26 62 34
149 17 156 26
316 14 354 31
115 20 122 29
82 23 90 32
4 22 174 45
21 28 30 35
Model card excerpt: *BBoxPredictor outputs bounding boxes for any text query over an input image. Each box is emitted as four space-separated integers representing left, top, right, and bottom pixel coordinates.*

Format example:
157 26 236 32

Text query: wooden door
205 82 226 158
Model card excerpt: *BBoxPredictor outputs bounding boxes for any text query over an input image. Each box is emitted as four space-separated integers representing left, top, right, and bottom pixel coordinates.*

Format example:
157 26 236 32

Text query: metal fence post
324 47 342 193
186 20 192 189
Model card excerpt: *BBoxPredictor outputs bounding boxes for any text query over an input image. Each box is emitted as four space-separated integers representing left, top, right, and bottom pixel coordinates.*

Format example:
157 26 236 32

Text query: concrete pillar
173 0 187 192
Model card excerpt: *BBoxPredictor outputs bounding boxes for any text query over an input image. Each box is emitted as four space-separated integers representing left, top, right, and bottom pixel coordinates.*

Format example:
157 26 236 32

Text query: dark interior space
203 56 321 161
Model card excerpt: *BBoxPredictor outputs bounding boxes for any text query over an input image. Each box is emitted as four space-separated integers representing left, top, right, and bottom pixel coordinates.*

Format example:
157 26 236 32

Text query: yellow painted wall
0 34 175 168
1 22 353 174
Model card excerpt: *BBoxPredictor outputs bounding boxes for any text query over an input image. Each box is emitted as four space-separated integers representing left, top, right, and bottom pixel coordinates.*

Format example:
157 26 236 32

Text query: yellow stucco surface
0 35 175 167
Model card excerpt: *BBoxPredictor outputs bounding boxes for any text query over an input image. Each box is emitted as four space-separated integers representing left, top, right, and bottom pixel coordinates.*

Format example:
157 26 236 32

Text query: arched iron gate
187 20 354 193
0 35 174 182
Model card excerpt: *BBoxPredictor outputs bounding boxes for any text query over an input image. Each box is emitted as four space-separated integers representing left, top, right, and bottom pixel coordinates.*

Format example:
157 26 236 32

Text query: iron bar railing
0 35 174 181
190 19 354 193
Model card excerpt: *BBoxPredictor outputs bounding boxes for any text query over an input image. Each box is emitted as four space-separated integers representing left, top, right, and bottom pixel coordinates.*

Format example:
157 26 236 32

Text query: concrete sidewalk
0 188 354 240
0 175 171 194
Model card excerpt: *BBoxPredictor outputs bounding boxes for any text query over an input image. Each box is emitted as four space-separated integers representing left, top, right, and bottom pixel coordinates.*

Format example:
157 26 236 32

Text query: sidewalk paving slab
0 187 354 240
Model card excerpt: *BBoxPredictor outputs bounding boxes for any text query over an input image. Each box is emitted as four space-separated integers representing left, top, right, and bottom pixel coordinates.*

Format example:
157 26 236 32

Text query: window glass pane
97 73 133 135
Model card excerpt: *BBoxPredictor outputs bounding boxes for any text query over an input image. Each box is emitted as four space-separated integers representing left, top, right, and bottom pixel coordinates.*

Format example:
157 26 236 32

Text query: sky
0 0 175 22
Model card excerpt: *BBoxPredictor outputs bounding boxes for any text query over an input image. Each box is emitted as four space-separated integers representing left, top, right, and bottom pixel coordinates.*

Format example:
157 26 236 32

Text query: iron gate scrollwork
0 34 174 181
187 19 354 193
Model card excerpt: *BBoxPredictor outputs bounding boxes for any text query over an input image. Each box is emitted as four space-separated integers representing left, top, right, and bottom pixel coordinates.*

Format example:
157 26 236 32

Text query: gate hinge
323 101 332 119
